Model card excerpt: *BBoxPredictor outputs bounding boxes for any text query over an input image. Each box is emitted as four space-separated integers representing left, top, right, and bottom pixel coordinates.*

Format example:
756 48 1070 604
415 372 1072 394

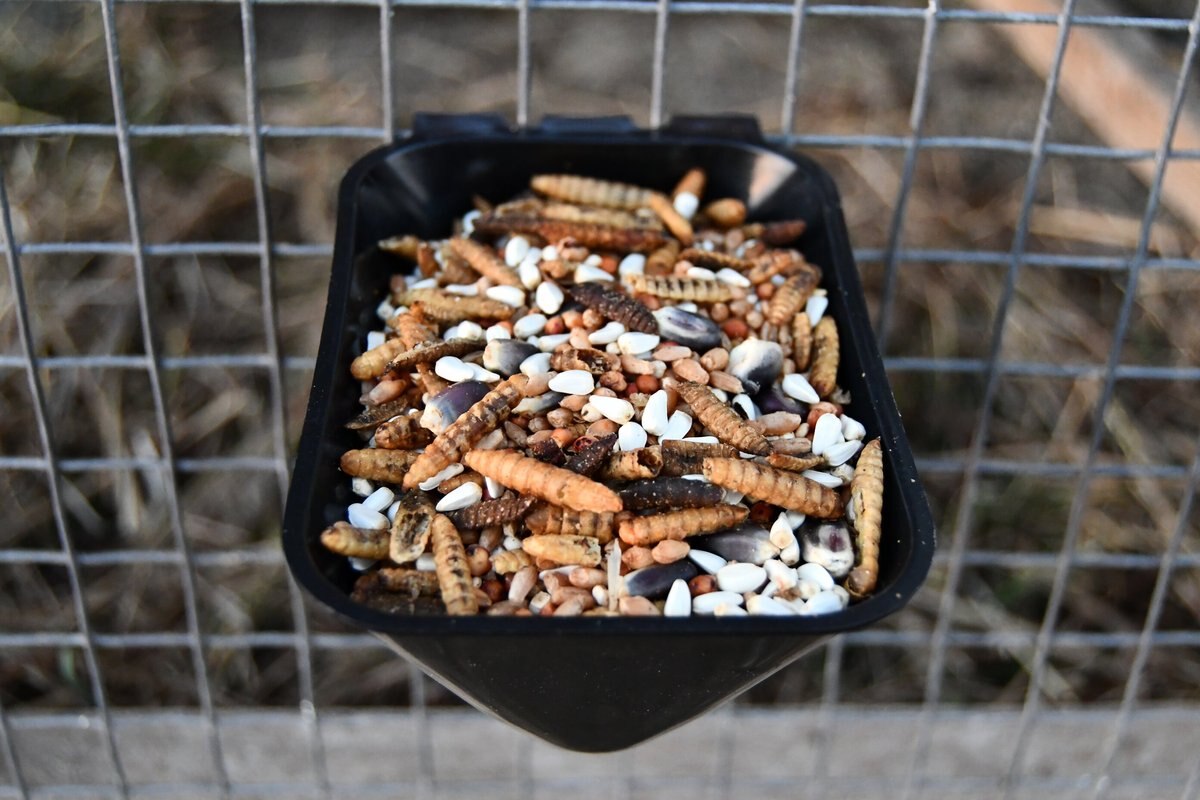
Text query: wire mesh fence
1 0 1199 797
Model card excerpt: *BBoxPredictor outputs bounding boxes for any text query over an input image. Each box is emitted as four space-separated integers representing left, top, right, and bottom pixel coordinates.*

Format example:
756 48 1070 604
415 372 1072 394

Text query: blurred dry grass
1 0 1198 714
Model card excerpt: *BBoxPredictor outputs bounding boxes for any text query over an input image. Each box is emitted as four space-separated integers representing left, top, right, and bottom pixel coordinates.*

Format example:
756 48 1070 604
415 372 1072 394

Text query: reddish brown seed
722 319 749 339
635 374 660 394
482 579 506 604
689 574 717 596
806 401 842 432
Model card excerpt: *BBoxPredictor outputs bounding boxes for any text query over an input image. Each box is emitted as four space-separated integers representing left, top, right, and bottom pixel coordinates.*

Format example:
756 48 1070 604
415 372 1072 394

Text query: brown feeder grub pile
325 169 885 618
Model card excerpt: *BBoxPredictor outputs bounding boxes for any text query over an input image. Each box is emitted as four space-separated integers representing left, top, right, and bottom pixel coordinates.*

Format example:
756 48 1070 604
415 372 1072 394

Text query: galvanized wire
1 0 1199 797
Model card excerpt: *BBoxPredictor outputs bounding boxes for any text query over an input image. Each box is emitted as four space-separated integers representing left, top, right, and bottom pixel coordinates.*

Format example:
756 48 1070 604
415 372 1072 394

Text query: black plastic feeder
283 114 936 752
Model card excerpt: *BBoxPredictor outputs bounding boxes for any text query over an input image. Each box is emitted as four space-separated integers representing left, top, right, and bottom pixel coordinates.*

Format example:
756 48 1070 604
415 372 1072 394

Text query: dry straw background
1 0 1198 715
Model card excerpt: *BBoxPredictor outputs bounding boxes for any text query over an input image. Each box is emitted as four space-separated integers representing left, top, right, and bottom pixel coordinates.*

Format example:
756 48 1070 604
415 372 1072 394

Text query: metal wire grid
0 0 1198 797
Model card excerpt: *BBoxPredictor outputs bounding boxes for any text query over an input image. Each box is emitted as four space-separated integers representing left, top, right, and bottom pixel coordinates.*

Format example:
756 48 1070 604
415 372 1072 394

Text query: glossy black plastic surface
283 114 936 752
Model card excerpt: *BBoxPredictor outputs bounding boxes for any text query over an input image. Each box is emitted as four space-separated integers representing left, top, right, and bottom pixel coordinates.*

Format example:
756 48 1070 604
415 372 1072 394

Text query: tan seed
653 345 693 362
618 596 661 616
652 540 691 564
621 546 656 571
699 348 729 372
672 358 709 384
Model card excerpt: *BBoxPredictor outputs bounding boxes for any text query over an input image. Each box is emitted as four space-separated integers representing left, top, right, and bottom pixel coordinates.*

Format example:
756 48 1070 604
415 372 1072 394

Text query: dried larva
809 316 839 399
474 215 667 254
350 337 406 380
397 288 516 324
403 375 529 490
647 191 693 245
601 447 665 481
344 397 414 431
320 521 389 559
568 282 658 334
675 381 771 456
646 240 681 277
618 505 749 547
676 248 752 273
527 436 568 466
745 250 807 285
550 347 621 375
416 241 439 277
562 433 619 478
540 202 663 231
447 493 537 530
618 477 725 511
766 267 821 327
389 491 436 564
462 449 622 512
765 452 825 473
658 439 739 477
447 237 522 287
430 514 479 615
672 168 705 201
759 219 807 245
531 174 652 210
792 313 813 372
381 337 486 376
340 449 421 484
525 505 618 543
522 534 603 568
491 548 534 575
378 234 422 260
768 437 814 456
374 414 436 450
353 567 441 599
846 438 884 599
702 457 843 519
624 274 734 303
